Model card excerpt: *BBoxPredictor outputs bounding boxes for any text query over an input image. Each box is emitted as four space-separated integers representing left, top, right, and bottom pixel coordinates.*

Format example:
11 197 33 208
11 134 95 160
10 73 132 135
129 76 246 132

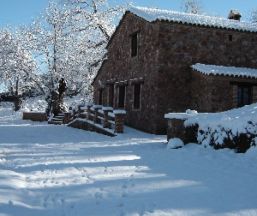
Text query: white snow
165 109 198 120
0 104 257 216
102 107 113 111
113 109 127 115
184 103 257 146
167 138 184 149
128 6 257 33
192 63 257 79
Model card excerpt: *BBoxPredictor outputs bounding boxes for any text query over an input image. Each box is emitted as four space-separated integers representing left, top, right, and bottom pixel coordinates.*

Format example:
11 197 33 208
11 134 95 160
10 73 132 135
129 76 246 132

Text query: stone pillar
63 112 72 124
165 112 198 143
114 110 126 133
167 119 186 141
102 107 113 128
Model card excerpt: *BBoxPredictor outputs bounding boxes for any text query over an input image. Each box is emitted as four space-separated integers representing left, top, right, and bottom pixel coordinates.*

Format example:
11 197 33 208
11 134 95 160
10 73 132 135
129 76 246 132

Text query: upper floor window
131 32 138 57
237 85 252 107
228 35 233 42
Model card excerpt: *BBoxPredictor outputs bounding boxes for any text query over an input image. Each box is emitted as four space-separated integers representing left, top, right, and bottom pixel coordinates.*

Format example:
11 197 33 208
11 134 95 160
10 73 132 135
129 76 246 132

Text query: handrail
78 104 126 133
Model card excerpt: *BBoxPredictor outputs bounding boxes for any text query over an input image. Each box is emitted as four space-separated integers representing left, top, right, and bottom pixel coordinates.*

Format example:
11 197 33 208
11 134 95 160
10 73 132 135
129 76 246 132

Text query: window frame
118 85 126 109
228 34 233 42
98 88 103 105
133 83 142 110
131 32 139 58
237 84 252 107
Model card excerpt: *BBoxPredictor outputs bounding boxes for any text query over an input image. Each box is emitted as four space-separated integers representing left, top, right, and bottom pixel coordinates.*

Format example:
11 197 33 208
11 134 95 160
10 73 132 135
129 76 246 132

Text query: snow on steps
48 113 65 125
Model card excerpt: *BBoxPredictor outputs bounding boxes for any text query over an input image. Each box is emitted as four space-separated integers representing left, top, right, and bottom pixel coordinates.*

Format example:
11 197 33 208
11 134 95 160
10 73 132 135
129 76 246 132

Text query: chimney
228 10 241 21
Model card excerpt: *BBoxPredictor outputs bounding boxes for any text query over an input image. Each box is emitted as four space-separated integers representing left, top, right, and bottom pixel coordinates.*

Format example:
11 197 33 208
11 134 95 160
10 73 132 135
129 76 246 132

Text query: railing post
114 110 126 133
63 112 72 124
93 105 102 124
87 105 93 120
102 107 113 128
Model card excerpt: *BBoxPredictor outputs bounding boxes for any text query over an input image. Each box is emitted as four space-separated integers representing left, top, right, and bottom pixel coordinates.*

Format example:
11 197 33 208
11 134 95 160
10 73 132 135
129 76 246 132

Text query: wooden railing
77 104 127 133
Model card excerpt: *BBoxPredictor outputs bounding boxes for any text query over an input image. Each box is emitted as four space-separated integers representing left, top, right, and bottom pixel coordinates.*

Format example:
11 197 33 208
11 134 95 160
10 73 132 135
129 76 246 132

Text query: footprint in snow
94 192 103 199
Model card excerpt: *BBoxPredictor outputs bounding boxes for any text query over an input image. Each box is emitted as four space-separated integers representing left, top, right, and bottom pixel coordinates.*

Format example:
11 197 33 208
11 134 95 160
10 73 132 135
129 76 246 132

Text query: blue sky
0 0 256 27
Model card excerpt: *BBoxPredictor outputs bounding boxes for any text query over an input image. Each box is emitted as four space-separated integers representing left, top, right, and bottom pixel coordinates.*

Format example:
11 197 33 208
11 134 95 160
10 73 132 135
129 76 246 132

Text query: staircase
48 113 65 125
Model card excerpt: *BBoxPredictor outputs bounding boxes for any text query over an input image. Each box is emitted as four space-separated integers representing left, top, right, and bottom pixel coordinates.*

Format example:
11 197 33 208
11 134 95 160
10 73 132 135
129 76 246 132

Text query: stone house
92 6 257 134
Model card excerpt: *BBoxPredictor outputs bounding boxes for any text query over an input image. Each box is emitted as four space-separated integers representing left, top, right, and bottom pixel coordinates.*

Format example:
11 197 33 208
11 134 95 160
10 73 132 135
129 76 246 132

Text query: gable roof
128 6 257 33
192 63 257 79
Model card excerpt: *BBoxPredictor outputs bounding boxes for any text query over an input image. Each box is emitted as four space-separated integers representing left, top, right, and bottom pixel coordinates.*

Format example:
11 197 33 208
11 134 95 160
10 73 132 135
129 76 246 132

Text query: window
237 85 252 107
131 32 138 57
108 84 114 107
118 86 126 108
98 89 103 105
133 83 141 110
229 35 233 42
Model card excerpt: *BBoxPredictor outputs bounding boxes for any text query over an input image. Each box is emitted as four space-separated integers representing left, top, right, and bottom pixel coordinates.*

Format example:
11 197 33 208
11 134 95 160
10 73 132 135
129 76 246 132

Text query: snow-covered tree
250 9 257 23
0 29 39 96
63 0 125 95
21 0 124 102
181 0 202 14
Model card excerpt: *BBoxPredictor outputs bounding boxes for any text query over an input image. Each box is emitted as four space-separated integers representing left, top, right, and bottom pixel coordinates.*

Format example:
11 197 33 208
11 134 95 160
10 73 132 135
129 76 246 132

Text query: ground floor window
237 85 252 107
108 84 114 107
98 89 103 105
118 85 126 108
133 83 141 110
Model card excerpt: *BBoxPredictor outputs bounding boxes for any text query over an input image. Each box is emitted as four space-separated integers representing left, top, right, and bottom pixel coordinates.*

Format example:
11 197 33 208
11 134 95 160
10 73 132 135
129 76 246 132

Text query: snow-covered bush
167 138 184 149
184 103 257 153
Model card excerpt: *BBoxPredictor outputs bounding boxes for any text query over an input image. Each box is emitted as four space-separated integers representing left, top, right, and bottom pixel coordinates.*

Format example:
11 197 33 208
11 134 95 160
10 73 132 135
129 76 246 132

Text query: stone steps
48 113 65 125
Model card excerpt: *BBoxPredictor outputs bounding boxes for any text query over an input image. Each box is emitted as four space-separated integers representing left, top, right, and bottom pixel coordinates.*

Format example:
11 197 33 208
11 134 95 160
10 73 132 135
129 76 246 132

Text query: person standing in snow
58 78 67 99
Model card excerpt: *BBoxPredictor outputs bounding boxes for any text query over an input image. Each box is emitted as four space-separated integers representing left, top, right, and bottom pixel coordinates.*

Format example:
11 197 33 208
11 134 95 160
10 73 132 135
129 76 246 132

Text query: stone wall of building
93 13 161 133
93 13 257 134
156 21 257 133
190 71 257 112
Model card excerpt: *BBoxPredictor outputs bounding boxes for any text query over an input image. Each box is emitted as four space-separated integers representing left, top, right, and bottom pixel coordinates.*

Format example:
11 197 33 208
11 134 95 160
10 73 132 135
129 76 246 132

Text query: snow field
0 104 257 216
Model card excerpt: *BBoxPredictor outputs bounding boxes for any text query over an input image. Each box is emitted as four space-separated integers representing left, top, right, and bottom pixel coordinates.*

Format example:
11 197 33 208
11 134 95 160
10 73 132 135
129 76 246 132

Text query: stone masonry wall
94 13 257 134
156 21 257 133
93 13 161 133
191 71 257 112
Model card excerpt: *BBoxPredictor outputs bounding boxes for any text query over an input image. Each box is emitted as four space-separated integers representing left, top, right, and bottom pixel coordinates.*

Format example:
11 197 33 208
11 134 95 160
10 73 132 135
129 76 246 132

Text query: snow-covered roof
128 6 257 33
192 63 257 79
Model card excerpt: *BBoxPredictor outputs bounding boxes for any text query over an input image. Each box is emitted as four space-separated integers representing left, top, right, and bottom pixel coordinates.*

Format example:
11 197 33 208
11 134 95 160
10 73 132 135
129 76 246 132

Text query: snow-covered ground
0 104 257 216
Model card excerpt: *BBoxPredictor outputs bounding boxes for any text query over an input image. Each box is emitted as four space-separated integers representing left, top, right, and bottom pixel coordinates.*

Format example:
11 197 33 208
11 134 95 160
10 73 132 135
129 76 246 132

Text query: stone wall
190 71 257 112
23 112 48 122
156 21 257 132
93 13 161 133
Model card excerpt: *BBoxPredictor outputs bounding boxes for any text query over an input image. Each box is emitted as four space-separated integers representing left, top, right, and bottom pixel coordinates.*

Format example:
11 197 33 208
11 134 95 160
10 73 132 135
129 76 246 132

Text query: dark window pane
134 84 141 109
98 89 103 105
118 86 126 108
108 84 114 107
131 33 138 57
237 85 252 107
